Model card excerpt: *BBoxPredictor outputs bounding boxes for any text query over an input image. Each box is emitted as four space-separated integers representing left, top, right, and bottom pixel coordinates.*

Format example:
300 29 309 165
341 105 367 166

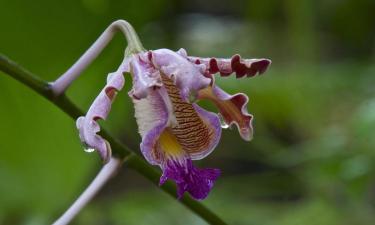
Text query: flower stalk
50 20 145 96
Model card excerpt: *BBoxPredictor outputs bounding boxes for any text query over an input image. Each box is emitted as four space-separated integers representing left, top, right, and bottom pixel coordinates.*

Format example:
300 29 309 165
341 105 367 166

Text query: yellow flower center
158 129 184 157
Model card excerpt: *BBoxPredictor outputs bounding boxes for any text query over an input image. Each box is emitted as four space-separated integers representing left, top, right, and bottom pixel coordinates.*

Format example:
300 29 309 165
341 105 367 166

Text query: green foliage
1 0 374 224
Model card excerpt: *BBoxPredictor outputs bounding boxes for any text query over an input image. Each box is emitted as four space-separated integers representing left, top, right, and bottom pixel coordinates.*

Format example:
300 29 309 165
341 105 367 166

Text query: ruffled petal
198 85 253 141
150 48 211 101
159 157 220 200
76 67 125 163
188 55 271 78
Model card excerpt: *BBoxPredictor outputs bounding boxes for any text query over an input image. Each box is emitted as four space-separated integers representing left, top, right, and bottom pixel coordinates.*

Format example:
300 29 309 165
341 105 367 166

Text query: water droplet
84 147 95 153
219 114 229 129
81 143 95 153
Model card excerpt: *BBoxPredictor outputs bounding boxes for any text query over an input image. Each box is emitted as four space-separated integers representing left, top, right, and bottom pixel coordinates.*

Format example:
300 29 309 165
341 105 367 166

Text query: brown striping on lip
160 74 215 156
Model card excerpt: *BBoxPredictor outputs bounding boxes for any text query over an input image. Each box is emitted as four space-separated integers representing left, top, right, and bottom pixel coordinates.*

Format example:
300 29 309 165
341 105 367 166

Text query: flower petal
134 89 171 165
159 157 220 200
76 68 125 163
160 74 221 160
128 54 162 100
134 87 222 164
150 48 211 101
187 104 221 160
188 55 271 78
198 85 253 141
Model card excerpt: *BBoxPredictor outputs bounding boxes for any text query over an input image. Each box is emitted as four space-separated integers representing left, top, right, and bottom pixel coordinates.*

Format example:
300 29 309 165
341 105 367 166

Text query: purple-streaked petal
159 74 221 160
159 157 220 200
134 89 170 165
134 87 222 164
188 55 271 78
198 85 253 141
76 69 125 163
188 104 221 160
150 48 211 101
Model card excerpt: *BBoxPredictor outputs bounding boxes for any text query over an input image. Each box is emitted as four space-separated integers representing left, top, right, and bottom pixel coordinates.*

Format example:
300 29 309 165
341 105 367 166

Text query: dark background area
1 0 375 224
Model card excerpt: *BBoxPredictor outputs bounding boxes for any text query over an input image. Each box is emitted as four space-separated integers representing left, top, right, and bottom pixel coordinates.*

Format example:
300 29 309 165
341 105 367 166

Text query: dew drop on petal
218 114 229 129
81 142 95 153
84 147 95 153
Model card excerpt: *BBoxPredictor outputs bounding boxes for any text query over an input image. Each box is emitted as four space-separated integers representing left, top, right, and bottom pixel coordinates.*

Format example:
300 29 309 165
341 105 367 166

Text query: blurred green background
1 0 375 224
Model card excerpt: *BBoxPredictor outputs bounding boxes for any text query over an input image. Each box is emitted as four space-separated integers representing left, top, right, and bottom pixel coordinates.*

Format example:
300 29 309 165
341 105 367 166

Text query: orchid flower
50 20 271 200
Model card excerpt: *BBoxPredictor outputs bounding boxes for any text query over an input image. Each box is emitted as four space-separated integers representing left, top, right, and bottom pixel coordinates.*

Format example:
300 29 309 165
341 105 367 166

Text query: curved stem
53 157 124 225
51 20 145 95
0 54 228 225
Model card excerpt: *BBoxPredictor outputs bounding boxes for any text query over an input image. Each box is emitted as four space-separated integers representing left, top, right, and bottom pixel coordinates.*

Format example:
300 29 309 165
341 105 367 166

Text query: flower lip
159 158 220 200
135 73 222 165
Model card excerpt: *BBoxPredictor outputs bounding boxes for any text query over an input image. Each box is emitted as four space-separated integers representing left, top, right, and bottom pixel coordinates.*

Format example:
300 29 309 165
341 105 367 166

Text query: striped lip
133 73 222 165
133 72 222 200
159 74 220 159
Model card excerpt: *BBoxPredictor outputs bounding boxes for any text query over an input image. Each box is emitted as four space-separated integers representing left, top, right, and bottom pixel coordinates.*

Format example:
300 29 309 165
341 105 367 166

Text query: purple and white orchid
51 20 271 200
76 48 270 200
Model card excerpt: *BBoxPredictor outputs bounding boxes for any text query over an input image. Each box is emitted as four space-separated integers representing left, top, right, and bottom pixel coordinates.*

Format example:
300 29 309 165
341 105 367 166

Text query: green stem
0 54 228 225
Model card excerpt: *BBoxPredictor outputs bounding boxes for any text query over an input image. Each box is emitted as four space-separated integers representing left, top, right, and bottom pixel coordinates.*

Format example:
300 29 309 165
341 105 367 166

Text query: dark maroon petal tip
208 58 220 74
230 55 271 78
249 59 271 76
187 55 271 78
